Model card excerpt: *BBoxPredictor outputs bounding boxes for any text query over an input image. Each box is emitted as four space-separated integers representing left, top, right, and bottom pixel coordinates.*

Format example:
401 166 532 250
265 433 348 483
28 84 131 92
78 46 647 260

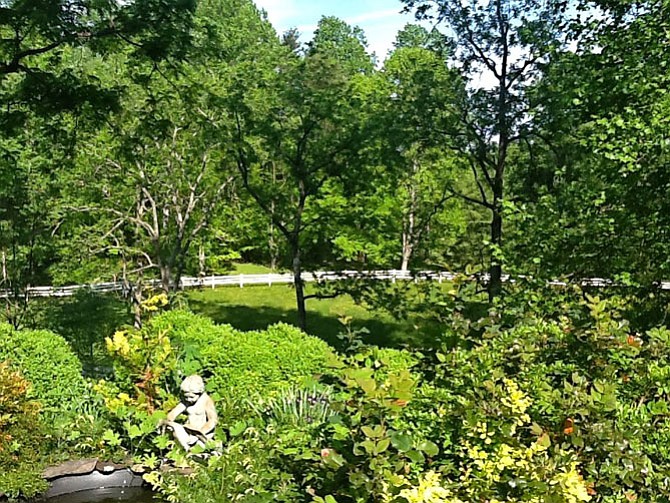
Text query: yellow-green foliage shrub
95 317 179 456
0 324 86 415
364 347 418 377
0 362 48 499
399 292 670 503
382 379 590 503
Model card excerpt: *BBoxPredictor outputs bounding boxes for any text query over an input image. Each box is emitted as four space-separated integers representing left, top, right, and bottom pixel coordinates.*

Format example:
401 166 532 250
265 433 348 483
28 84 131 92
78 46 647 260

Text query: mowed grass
186 283 442 349
27 264 449 361
224 263 284 274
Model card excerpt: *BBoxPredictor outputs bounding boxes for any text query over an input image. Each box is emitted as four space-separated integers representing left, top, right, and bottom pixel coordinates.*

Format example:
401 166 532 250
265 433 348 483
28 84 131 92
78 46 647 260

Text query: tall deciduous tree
0 1 198 326
307 16 374 74
508 0 670 290
382 37 465 271
0 111 69 327
57 50 240 326
230 17 370 330
0 42 124 327
402 0 565 299
330 34 468 272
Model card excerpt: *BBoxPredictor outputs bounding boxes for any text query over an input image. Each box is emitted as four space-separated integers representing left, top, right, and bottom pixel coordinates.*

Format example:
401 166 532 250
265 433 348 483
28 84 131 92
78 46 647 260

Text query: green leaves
355 437 390 456
102 429 122 447
405 449 425 463
313 495 339 503
126 423 143 439
229 420 247 437
361 425 385 438
390 432 413 452
416 439 439 457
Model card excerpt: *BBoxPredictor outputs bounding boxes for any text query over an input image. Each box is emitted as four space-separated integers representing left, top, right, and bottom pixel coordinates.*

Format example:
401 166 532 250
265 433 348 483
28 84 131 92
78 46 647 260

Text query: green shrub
367 347 418 374
150 429 301 503
150 311 337 404
0 362 48 499
400 292 670 502
150 308 217 339
0 323 86 414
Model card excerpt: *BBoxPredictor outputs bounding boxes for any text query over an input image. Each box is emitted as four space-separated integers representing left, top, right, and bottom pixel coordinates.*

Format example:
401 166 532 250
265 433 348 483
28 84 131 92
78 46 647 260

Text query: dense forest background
2 0 669 329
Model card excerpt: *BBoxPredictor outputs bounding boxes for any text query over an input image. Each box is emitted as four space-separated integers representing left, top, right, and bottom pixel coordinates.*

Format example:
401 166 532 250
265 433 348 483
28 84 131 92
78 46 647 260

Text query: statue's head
180 375 205 404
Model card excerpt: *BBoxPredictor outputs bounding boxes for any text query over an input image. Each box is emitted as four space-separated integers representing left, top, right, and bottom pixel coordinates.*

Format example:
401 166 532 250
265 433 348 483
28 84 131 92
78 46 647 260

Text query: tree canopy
2 0 670 328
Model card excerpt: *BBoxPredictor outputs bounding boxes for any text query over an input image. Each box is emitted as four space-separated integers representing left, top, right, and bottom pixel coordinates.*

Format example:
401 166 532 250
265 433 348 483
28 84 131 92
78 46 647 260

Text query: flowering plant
382 380 590 503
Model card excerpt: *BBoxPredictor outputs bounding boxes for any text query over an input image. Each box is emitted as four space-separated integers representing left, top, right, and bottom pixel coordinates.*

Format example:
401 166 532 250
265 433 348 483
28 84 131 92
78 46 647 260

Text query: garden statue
161 375 218 451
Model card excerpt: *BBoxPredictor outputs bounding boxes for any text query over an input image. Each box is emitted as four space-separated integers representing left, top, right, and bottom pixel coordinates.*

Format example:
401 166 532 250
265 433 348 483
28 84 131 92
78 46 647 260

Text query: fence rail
2 270 670 299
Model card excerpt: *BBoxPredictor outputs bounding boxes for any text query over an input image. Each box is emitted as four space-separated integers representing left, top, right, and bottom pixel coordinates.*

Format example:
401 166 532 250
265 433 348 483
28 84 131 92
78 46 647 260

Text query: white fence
0 270 454 299
2 270 670 299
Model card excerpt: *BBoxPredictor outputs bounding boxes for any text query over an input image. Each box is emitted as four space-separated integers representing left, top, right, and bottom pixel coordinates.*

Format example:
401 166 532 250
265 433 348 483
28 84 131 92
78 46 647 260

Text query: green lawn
27 265 448 363
186 283 442 349
225 263 284 274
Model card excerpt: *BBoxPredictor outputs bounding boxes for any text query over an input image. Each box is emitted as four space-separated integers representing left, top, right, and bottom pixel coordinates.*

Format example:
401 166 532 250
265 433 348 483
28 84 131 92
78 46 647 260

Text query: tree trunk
1 250 8 326
400 238 412 273
291 243 307 331
488 199 503 302
269 214 278 271
1 250 6 287
159 263 171 295
132 282 144 329
400 178 417 272
489 9 509 303
269 164 279 270
198 245 206 276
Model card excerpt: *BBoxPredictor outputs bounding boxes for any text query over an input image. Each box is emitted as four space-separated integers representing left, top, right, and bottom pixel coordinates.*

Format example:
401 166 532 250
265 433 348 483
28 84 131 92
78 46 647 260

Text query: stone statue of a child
161 375 218 451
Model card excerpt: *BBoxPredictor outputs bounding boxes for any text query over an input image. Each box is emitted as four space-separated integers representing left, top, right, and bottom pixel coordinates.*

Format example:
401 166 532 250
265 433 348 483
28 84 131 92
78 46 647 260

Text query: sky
252 0 420 62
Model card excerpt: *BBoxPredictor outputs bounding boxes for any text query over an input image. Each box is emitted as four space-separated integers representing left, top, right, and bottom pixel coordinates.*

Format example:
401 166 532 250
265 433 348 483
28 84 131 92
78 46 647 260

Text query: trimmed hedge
150 310 337 401
370 347 418 374
0 323 86 413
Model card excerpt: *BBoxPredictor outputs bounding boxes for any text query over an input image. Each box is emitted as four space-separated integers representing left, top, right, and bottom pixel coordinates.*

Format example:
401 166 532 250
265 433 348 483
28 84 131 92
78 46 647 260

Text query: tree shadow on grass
186 298 441 351
25 287 443 367
27 290 130 368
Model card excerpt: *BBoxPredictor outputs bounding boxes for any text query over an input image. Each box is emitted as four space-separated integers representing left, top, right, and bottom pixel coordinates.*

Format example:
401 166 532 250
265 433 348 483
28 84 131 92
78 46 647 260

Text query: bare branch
304 292 341 300
446 186 494 209
469 157 491 206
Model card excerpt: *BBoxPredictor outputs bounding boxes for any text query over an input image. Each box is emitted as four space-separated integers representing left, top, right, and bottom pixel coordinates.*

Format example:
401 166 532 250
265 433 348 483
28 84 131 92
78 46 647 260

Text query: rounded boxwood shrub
150 311 337 402
369 347 418 374
0 323 86 414
150 308 218 338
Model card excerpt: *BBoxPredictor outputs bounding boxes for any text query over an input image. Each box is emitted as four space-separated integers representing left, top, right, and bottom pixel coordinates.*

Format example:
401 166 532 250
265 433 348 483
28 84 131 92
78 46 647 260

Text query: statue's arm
166 402 186 422
201 396 218 435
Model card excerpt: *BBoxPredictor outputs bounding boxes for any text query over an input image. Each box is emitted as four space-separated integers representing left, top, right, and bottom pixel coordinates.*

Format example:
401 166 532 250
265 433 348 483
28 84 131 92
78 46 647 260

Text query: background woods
3 0 670 327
